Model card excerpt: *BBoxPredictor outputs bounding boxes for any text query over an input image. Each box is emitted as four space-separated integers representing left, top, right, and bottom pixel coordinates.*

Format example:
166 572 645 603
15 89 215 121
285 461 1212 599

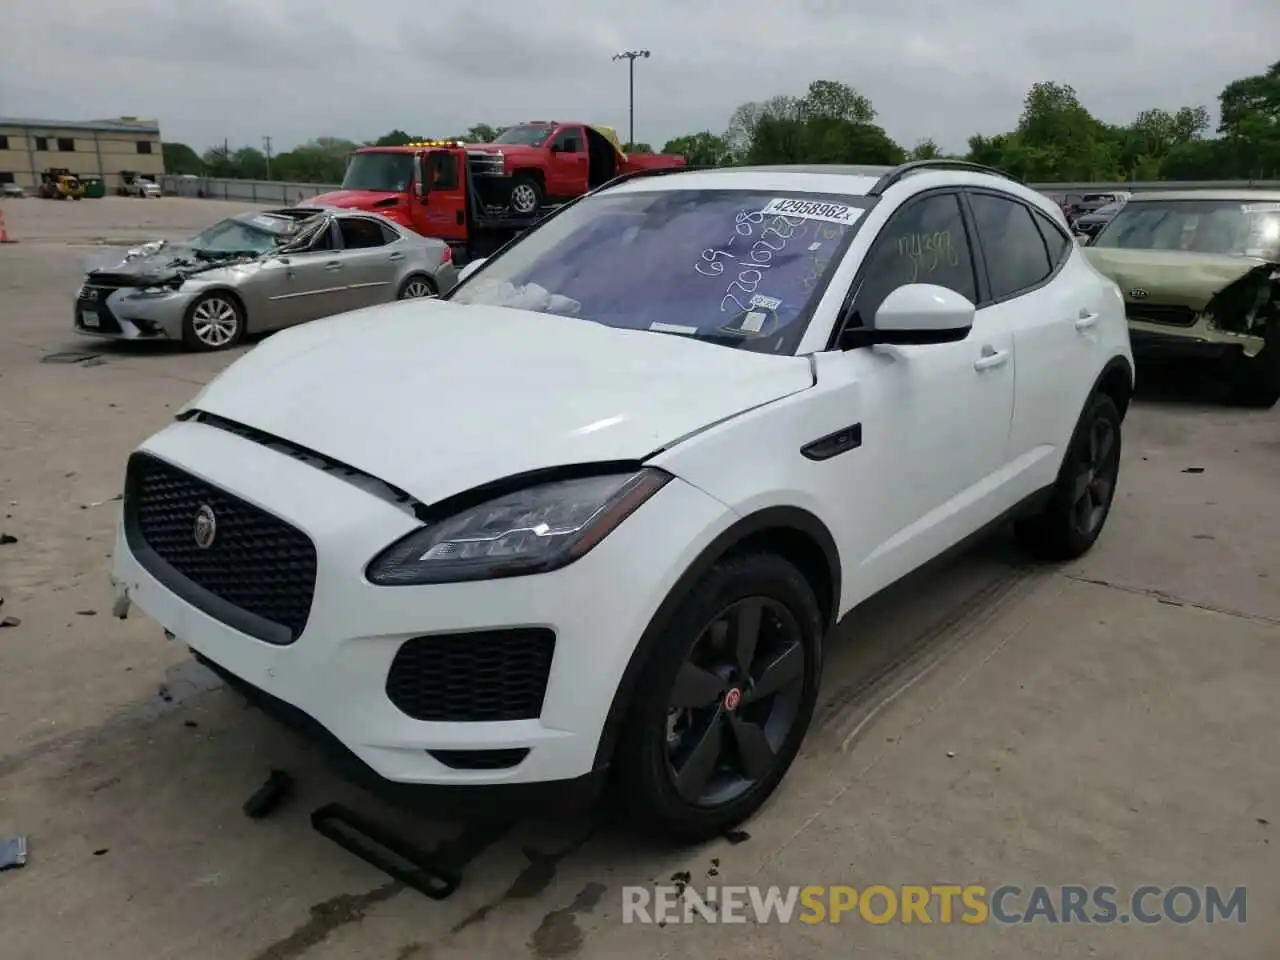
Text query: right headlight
365 468 671 586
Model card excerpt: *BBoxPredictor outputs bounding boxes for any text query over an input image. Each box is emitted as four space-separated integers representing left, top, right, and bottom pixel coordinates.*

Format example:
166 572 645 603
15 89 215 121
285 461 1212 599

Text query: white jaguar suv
111 160 1133 841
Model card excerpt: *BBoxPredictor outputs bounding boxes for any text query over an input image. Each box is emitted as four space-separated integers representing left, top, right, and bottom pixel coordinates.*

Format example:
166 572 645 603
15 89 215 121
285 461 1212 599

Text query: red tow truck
310 123 686 260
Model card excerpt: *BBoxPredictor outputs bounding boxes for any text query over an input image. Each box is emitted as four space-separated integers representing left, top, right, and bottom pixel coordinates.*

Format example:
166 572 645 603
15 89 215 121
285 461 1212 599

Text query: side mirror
457 258 487 283
870 284 974 345
549 143 561 153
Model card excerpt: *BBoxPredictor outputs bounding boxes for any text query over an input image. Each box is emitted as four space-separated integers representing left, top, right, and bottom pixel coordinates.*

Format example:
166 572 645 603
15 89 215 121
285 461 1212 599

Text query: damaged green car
1083 190 1280 407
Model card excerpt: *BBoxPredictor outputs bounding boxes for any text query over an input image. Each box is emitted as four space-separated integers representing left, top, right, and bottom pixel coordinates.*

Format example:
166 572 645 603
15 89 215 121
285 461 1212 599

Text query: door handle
973 346 1009 371
324 261 343 271
388 252 405 262
1075 309 1099 331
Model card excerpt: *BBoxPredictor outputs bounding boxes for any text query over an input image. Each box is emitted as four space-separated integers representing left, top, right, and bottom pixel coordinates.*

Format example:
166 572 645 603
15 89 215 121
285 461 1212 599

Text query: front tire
1015 392 1122 561
182 292 245 352
613 552 824 842
508 174 544 216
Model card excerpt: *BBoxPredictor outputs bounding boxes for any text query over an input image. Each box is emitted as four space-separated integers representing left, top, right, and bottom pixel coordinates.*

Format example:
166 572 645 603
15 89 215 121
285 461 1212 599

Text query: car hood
1082 247 1277 310
87 243 258 287
181 300 815 504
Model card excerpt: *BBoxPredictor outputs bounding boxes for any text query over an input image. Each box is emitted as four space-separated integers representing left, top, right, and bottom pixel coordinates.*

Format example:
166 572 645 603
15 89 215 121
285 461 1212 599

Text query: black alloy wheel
665 597 807 808
1069 414 1118 539
1014 391 1123 561
613 552 824 842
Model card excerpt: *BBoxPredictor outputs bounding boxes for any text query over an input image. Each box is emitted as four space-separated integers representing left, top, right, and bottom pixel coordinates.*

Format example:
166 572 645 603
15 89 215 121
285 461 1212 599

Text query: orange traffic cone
0 206 15 244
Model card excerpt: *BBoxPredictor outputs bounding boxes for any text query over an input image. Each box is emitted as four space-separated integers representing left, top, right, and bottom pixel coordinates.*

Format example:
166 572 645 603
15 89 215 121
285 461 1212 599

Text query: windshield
492 124 554 147
342 152 414 193
1089 201 1123 218
448 188 871 353
189 214 300 254
1093 199 1280 258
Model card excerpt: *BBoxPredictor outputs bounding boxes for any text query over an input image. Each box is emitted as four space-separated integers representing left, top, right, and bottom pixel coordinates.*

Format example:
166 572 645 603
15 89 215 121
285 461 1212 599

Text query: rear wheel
182 292 245 352
1015 392 1122 561
397 274 435 299
613 553 823 842
508 174 543 216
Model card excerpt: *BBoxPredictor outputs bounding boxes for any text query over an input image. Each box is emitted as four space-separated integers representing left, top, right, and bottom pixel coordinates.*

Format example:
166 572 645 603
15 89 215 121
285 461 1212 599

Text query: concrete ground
0 196 1275 960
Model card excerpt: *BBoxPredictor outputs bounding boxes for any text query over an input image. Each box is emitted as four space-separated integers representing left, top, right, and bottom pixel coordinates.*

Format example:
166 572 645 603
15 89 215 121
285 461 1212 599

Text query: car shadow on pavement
1132 359 1235 406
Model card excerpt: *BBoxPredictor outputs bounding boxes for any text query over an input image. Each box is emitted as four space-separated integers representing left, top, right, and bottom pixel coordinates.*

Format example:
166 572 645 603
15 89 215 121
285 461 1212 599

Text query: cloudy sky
2 0 1275 153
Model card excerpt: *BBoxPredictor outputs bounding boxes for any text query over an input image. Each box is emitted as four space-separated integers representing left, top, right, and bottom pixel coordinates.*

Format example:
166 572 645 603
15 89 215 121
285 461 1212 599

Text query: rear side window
339 217 389 249
1032 209 1072 268
850 193 977 326
968 193 1051 299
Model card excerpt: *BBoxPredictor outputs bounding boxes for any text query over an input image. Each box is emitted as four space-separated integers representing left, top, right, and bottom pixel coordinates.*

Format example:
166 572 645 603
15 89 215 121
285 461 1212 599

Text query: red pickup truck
462 120 685 213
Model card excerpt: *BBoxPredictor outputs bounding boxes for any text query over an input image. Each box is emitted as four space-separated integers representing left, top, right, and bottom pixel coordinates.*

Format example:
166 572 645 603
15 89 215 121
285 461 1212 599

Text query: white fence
160 174 1280 206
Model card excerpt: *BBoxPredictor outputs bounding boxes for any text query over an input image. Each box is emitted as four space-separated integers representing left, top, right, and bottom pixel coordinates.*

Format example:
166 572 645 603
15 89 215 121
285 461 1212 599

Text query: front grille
386 629 556 723
124 453 317 645
1126 304 1198 327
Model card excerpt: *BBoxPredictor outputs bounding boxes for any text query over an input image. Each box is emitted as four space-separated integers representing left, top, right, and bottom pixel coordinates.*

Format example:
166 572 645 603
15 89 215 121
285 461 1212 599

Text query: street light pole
611 50 650 147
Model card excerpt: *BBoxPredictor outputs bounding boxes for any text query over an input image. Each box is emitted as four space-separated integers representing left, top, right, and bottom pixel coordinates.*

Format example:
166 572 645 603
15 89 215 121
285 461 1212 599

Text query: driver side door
547 126 588 199
817 190 1016 600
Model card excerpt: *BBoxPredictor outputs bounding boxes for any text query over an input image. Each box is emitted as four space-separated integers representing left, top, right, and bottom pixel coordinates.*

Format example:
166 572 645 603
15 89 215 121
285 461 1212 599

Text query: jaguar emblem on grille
193 504 218 549
1128 288 1149 300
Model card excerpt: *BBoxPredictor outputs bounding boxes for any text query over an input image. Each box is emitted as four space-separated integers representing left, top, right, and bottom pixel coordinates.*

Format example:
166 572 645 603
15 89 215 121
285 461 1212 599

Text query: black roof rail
869 160 1020 196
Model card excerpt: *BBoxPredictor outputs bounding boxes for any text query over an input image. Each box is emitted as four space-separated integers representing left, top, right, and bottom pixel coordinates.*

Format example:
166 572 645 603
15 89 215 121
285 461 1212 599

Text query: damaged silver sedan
73 208 459 352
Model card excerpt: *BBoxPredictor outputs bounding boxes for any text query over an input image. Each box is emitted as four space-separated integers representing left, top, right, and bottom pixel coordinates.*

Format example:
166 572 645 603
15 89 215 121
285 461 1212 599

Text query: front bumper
110 418 733 788
74 285 194 341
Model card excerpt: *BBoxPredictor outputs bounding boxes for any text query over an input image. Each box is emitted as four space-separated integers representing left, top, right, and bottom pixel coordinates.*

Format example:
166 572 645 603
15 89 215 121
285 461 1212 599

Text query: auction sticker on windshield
760 198 863 226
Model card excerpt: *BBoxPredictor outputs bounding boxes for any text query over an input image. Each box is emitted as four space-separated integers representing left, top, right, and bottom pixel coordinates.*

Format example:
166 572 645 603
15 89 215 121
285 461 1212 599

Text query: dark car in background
1073 198 1128 240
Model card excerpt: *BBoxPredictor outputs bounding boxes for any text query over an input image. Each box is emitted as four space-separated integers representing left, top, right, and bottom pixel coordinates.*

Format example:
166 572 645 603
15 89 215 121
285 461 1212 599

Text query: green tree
374 129 415 147
161 142 203 175
1217 60 1280 178
463 123 500 143
909 138 943 160
622 142 654 153
797 80 875 124
661 131 732 166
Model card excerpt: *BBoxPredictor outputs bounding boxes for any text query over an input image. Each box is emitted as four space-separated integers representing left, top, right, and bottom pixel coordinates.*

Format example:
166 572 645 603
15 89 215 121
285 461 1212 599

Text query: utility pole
262 136 273 180
611 50 650 147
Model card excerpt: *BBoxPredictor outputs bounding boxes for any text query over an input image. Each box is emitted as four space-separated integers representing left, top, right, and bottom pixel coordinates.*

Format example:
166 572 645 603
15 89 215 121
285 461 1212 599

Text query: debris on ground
1182 466 1206 474
0 616 20 628
243 770 295 820
157 684 173 702
723 829 751 845
40 352 102 365
310 803 460 899
0 533 16 545
87 495 123 508
0 836 29 871
76 609 97 616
